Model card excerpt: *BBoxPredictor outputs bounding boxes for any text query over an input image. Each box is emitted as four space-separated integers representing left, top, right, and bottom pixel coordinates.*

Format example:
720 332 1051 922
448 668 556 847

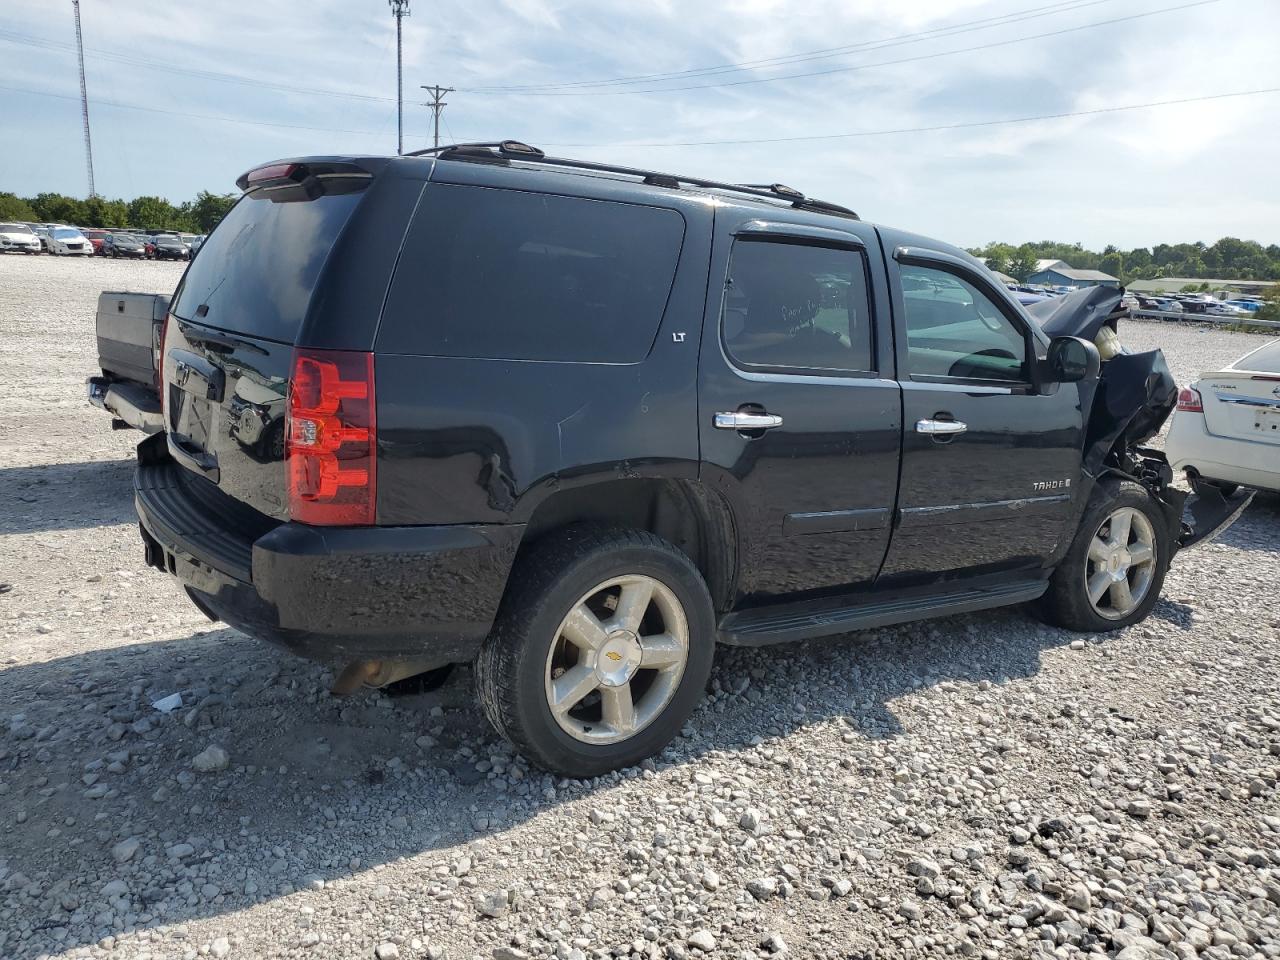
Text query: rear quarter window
378 184 685 363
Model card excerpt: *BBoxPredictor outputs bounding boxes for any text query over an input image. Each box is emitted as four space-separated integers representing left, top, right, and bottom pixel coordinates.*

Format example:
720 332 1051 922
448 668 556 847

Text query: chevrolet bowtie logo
605 651 623 662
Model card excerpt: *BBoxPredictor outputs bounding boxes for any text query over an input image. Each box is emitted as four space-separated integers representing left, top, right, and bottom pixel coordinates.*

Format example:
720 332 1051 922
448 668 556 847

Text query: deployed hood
1026 285 1127 342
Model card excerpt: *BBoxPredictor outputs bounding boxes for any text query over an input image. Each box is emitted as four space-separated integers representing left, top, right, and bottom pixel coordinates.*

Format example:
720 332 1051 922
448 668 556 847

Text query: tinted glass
722 238 874 373
171 181 365 343
1239 339 1280 374
1 223 32 233
53 228 80 239
900 265 1028 382
380 184 685 363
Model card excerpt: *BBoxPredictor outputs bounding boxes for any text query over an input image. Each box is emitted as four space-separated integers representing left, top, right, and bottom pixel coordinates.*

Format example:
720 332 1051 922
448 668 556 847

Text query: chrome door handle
715 411 783 430
915 418 967 436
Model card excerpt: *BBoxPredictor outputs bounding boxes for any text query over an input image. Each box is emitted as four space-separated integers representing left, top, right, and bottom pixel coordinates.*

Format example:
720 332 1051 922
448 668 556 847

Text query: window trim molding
720 233 879 380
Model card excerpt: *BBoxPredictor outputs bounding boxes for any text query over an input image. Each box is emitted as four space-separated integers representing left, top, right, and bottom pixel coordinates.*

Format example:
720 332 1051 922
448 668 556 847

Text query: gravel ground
2 254 1278 960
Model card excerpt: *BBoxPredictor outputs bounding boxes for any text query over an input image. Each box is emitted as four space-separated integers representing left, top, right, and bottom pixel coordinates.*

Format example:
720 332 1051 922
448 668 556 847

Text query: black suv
134 141 1244 777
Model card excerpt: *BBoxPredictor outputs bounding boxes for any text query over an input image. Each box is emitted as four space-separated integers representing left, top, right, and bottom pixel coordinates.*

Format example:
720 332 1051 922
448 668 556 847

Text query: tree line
0 190 237 234
970 237 1280 284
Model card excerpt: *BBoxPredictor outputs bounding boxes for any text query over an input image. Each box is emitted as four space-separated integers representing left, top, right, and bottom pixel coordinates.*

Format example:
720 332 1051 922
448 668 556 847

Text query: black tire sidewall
1053 480 1171 632
492 536 714 777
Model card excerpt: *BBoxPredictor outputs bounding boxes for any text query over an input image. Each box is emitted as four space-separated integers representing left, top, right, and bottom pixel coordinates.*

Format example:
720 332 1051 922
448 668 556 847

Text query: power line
4 81 1273 150
460 0 1221 97
465 0 1114 92
0 28 397 105
535 87 1280 148
0 83 398 136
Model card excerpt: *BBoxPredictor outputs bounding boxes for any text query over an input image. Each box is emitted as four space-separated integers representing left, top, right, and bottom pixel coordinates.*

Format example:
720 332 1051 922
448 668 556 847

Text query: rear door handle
915 418 967 436
715 411 784 430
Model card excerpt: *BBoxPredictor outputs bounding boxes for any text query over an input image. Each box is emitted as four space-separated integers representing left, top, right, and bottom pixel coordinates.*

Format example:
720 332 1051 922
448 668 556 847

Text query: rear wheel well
521 479 737 612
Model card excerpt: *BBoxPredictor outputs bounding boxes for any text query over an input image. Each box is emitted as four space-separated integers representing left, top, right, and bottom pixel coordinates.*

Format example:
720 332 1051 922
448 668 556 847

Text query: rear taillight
286 348 376 525
1177 387 1203 413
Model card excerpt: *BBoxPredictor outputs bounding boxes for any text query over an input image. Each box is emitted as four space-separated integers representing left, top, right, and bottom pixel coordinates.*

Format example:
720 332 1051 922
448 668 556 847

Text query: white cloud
1 0 1275 248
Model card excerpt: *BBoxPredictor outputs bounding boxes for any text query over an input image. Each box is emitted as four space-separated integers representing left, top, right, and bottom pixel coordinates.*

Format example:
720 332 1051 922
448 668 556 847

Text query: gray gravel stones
687 929 717 952
192 743 229 772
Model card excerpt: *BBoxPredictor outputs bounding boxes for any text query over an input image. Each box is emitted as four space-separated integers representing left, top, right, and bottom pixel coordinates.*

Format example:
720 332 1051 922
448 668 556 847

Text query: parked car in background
32 225 54 252
102 232 149 259
0 222 42 254
151 234 191 260
1166 338 1280 494
187 234 207 253
1152 298 1183 313
1226 299 1263 312
1205 301 1246 316
81 228 109 254
46 225 93 256
132 144 1247 776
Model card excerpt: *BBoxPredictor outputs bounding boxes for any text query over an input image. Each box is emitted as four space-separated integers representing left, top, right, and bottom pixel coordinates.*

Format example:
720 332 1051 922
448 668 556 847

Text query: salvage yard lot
1 255 1278 959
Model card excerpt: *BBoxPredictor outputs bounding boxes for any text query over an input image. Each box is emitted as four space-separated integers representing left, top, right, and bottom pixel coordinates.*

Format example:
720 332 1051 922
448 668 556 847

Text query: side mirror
1044 336 1100 384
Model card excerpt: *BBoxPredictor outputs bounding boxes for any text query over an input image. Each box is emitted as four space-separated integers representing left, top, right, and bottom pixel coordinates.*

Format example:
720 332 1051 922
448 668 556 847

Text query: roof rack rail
404 141 859 220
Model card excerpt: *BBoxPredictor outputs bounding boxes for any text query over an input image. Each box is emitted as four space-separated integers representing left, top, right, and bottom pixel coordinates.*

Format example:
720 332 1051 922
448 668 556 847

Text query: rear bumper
1166 412 1280 493
134 456 523 664
88 377 163 433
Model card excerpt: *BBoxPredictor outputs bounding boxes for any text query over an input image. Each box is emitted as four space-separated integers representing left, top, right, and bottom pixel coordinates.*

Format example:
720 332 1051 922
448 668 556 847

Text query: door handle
915 418 967 436
714 411 783 431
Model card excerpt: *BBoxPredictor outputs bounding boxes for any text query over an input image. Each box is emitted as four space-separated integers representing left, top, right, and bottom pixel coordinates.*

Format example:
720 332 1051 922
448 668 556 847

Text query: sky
1 0 1277 249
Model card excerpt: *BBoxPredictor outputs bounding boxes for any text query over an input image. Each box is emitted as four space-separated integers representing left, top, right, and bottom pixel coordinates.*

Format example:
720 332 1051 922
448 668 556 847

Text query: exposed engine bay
1026 287 1252 552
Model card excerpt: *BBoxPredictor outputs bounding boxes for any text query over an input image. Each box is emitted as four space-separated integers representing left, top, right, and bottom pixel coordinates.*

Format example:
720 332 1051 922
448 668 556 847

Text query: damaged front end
1027 287 1252 553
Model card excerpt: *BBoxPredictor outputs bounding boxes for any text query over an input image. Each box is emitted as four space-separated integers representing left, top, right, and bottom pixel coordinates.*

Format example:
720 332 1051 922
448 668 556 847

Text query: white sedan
1166 338 1280 494
46 225 94 256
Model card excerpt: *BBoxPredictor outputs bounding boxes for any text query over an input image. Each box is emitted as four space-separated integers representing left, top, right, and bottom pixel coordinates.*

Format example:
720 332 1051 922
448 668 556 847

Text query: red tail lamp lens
1176 387 1203 413
286 348 376 525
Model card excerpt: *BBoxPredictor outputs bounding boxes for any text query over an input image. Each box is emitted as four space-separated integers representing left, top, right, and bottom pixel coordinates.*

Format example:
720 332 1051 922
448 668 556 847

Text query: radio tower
389 0 410 155
72 0 96 197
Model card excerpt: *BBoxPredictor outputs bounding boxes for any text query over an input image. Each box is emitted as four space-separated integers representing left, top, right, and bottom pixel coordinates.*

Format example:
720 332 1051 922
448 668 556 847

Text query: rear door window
171 180 366 343
379 184 685 363
722 237 875 374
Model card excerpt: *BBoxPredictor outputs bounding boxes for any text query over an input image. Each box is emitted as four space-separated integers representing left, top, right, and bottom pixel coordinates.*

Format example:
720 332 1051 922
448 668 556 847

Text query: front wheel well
520 479 737 613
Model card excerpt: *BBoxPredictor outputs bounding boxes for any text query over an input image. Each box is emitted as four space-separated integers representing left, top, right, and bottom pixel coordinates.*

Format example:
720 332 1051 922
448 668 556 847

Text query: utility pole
420 85 454 150
389 0 410 155
72 0 96 197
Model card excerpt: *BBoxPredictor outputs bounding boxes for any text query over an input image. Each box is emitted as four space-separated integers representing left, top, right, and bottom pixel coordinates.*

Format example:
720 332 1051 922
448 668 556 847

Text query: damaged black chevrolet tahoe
135 141 1249 777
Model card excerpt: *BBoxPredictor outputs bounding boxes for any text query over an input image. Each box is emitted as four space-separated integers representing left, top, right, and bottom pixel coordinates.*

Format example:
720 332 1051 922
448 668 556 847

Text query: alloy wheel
543 574 689 745
1084 506 1157 620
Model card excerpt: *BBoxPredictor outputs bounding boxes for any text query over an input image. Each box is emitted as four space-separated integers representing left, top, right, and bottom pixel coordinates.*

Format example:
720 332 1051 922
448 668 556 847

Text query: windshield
53 228 82 239
114 234 141 244
1 223 33 234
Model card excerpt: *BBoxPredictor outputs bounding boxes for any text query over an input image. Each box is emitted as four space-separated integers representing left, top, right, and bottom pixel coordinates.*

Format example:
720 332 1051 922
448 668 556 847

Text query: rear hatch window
171 179 365 343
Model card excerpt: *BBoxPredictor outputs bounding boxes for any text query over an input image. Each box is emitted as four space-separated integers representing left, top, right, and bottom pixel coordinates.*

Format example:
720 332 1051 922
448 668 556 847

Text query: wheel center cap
1107 550 1129 577
596 631 642 687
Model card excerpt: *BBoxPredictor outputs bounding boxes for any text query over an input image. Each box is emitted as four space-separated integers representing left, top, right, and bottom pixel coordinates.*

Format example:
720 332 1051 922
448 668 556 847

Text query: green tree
0 192 38 221
189 190 236 232
1008 247 1038 282
127 195 181 230
29 192 88 225
1098 251 1124 280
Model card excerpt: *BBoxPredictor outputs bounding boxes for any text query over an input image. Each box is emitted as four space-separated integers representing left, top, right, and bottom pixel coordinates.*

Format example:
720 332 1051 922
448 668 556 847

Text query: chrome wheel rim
1085 506 1157 620
543 574 689 745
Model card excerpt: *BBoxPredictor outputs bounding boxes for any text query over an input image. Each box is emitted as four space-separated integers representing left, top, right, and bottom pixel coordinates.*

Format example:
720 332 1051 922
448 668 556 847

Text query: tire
475 527 715 778
1036 479 1171 632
